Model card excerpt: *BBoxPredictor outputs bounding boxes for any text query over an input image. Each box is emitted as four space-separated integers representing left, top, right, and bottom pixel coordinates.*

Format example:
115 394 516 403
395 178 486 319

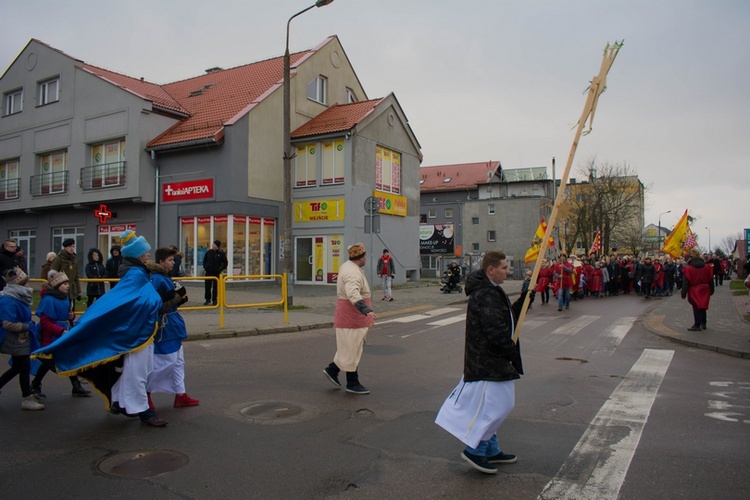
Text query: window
487 230 496 242
321 139 344 185
472 217 479 225
307 76 327 104
88 139 126 188
488 203 496 215
38 77 59 105
375 145 401 194
427 209 436 219
445 208 454 218
472 243 480 251
294 143 317 187
346 87 357 103
39 150 67 194
0 159 20 200
4 88 23 115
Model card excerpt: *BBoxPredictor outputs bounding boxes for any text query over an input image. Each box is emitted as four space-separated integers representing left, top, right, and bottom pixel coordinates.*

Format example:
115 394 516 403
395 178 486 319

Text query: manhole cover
227 400 320 425
241 401 304 419
98 449 189 479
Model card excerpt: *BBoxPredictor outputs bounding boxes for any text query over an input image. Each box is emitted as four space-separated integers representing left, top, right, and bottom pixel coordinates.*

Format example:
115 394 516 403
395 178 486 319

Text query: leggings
0 355 32 397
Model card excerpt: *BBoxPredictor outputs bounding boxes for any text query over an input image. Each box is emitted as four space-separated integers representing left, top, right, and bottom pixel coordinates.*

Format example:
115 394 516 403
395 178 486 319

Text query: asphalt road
1 293 748 499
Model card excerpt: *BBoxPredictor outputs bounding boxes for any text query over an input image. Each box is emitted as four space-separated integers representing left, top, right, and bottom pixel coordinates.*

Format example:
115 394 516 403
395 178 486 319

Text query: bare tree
719 232 744 255
560 158 647 255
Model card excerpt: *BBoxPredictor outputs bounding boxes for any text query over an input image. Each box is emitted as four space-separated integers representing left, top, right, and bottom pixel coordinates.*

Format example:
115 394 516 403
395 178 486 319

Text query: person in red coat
681 249 715 331
591 261 604 298
535 260 552 305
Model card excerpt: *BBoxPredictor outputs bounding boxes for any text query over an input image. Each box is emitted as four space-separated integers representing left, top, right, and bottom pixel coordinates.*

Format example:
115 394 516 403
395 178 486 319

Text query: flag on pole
683 227 697 251
661 210 690 258
524 219 555 264
589 229 602 255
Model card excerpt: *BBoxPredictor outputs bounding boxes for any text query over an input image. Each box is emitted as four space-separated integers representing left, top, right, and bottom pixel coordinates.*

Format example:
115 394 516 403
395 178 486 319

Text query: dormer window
38 77 59 106
307 76 327 105
346 87 357 103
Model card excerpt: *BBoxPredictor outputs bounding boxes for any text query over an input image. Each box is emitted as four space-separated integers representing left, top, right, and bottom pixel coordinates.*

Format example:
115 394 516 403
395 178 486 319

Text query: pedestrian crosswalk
376 307 637 354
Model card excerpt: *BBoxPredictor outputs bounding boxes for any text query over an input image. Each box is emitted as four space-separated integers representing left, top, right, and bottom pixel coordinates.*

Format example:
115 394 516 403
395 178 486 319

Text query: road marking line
379 307 462 324
589 316 637 355
539 348 675 500
427 314 466 327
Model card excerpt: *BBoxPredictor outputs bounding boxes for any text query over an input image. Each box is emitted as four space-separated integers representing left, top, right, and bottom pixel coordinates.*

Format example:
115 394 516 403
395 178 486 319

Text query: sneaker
212 300 218 306
382 296 387 301
72 385 92 397
21 395 45 411
388 297 394 302
487 451 518 464
687 326 702 332
701 323 707 330
174 393 200 407
323 367 341 388
461 450 497 474
345 384 370 395
31 386 46 400
203 300 211 306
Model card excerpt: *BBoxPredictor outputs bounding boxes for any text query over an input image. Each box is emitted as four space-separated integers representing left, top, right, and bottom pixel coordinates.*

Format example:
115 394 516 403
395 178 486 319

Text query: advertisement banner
420 223 455 254
373 191 407 217
162 178 214 202
294 199 345 222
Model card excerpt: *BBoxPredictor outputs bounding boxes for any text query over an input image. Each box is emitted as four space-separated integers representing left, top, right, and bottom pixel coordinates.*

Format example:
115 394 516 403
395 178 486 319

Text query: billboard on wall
420 223 455 254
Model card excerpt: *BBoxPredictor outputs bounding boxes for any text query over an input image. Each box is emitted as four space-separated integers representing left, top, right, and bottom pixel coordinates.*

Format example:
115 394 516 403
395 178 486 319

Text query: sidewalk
643 281 750 359
180 278 750 359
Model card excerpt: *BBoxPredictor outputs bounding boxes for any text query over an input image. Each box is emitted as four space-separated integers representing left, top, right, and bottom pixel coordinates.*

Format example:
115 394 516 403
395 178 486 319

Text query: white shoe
21 395 45 411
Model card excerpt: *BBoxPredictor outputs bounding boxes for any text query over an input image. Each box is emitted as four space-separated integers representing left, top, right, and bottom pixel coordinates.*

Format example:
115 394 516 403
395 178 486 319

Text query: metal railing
0 178 21 200
80 161 126 190
28 273 289 330
30 170 68 196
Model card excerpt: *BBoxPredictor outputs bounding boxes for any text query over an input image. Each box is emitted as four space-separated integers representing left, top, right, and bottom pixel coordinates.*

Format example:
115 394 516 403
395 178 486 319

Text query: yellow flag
661 209 689 258
524 219 554 264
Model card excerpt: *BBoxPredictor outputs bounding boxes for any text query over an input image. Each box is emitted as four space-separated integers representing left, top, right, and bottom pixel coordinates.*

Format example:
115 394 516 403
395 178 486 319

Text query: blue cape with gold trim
32 264 161 407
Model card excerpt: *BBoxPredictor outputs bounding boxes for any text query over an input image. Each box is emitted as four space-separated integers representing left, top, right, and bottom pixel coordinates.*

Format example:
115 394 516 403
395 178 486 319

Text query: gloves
176 286 187 298
178 294 189 306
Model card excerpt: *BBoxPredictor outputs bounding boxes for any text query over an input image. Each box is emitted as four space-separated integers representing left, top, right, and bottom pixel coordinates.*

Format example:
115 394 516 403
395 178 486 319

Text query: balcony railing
30 170 68 196
80 161 126 190
0 178 21 201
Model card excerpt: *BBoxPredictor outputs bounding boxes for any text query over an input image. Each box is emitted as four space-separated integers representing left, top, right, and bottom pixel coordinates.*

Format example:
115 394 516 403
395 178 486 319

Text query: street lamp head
316 0 334 6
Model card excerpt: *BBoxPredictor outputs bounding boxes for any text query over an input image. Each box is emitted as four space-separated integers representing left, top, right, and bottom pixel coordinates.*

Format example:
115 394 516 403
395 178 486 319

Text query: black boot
345 371 369 395
323 362 341 388
70 377 91 397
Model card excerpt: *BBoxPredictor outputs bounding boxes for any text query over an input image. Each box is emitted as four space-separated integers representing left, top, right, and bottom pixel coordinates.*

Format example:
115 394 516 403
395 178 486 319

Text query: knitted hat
3 267 28 286
347 242 366 260
62 238 75 248
213 240 221 248
46 251 57 262
120 230 151 258
47 270 69 289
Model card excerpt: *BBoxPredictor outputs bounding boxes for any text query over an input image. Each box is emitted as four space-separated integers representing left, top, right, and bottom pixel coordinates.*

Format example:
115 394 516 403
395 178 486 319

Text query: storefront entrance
294 235 344 284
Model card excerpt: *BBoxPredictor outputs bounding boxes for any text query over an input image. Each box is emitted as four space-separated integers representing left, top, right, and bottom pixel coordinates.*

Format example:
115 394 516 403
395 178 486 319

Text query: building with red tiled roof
0 36 422 284
419 161 554 278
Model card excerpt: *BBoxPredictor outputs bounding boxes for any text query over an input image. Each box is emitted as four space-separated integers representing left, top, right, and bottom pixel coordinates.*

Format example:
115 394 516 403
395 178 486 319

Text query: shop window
321 139 344 185
375 146 401 194
294 143 317 187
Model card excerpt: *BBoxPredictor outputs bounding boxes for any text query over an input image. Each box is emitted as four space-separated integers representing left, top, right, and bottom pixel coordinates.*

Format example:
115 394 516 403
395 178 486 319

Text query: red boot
147 392 156 410
174 393 199 408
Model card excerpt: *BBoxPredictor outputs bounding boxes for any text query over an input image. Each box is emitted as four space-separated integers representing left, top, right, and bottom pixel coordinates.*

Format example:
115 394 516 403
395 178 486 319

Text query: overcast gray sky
3 0 748 252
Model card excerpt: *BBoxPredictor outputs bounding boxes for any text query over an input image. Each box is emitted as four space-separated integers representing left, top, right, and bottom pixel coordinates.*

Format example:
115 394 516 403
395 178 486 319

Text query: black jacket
106 245 123 287
85 248 107 297
203 248 228 275
463 269 525 382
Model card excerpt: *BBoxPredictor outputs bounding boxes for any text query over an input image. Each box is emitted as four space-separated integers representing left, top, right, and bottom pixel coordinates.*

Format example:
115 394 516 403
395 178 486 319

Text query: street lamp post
705 226 711 253
658 210 671 255
283 0 334 305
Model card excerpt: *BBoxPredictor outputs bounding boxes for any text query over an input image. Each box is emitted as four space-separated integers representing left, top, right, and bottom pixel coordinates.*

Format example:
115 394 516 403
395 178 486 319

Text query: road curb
642 313 750 360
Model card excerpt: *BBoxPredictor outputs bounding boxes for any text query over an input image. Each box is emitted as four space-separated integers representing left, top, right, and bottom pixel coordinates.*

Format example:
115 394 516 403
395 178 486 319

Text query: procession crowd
0 234 200 424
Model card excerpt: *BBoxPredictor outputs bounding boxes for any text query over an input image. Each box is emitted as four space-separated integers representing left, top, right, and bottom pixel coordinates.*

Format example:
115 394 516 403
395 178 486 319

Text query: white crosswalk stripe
379 307 462 324
427 314 466 327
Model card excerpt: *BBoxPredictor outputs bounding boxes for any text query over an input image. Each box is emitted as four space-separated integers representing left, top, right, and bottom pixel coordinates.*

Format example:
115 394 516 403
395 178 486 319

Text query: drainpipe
151 149 160 246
